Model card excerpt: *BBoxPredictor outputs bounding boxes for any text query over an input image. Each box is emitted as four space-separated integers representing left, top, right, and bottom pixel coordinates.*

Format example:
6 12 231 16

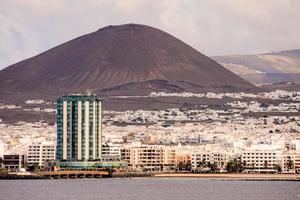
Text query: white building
240 142 287 172
27 142 56 167
0 141 5 158
282 153 297 173
283 135 300 173
241 149 282 172
102 143 121 160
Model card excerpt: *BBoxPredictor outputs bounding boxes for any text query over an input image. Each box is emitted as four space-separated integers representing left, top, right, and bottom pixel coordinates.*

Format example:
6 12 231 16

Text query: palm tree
177 161 184 171
242 161 247 169
208 162 218 172
197 159 206 172
226 158 245 173
264 161 268 169
286 159 294 172
185 160 192 171
251 163 255 171
273 164 282 173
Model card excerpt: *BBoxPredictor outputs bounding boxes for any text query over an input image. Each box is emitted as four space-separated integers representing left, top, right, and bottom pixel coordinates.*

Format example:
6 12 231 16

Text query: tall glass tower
56 94 102 161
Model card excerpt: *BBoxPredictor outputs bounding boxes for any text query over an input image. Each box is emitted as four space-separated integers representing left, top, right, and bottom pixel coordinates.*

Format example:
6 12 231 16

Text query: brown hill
0 24 255 96
212 49 300 85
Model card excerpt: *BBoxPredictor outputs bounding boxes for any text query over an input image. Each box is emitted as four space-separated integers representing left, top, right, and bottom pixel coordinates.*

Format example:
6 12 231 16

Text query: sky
0 0 300 70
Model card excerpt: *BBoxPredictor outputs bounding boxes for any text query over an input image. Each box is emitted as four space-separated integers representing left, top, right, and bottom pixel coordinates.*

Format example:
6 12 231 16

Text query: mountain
0 24 255 97
212 49 300 85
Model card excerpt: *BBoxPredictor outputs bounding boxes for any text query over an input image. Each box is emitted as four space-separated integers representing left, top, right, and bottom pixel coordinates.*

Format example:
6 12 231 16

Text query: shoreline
153 173 300 181
1 172 300 181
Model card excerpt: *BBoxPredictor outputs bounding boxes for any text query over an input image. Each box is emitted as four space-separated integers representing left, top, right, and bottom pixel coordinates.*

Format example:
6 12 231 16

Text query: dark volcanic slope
0 24 255 96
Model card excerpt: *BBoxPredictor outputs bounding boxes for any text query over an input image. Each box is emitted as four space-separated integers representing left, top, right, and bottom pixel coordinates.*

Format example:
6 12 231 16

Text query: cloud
0 0 299 69
0 13 40 69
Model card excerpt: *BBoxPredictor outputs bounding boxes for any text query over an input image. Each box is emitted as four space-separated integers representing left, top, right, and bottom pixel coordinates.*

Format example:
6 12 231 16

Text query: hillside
0 24 255 97
212 49 300 85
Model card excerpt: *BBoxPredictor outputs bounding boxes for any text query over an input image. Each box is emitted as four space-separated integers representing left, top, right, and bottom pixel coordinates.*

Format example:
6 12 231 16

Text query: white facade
241 150 282 171
0 141 4 158
27 142 56 167
102 143 121 159
282 153 297 173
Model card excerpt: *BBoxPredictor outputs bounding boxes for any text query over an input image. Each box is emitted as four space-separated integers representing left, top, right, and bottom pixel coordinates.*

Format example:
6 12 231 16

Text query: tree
286 159 294 172
226 158 245 173
177 162 184 171
197 159 206 170
226 161 235 173
264 161 268 169
250 163 255 170
160 164 164 171
27 164 39 172
273 164 282 173
107 167 114 177
185 161 192 171
207 162 218 172
0 157 6 174
242 161 247 169
273 118 280 125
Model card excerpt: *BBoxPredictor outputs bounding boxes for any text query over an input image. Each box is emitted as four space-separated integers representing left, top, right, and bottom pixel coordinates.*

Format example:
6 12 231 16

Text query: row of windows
242 160 277 163
243 153 277 155
29 149 55 152
242 157 278 159
28 155 55 159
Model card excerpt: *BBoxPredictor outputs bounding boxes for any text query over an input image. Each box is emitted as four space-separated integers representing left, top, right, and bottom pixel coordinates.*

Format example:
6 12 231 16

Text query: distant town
0 90 300 178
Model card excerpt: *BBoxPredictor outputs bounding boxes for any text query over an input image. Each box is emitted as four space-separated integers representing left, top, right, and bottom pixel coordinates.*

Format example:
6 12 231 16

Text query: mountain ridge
212 49 300 85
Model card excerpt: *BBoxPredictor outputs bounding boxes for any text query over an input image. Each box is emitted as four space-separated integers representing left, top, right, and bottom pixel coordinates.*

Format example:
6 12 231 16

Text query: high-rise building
56 94 102 161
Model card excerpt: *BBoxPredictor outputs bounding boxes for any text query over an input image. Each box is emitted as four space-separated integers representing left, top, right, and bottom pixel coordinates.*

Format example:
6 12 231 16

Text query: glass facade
56 94 102 161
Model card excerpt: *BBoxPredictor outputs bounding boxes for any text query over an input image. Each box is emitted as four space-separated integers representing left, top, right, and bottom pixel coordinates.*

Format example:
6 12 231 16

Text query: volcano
0 24 255 96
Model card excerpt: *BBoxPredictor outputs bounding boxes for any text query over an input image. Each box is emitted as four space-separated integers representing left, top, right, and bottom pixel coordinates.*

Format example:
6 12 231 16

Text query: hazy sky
1 0 300 69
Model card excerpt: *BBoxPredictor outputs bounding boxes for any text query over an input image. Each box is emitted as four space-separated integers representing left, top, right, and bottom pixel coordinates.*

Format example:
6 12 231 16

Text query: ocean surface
1 178 300 200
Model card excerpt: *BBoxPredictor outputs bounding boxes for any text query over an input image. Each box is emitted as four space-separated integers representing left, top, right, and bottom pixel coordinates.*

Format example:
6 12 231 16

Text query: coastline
1 172 300 181
153 173 300 181
0 174 49 180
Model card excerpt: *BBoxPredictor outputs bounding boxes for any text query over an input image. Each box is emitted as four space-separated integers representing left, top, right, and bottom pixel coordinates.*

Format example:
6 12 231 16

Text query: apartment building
241 150 282 172
175 152 191 166
191 151 232 171
102 143 121 160
27 142 56 167
283 135 300 172
121 143 175 171
2 154 25 172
